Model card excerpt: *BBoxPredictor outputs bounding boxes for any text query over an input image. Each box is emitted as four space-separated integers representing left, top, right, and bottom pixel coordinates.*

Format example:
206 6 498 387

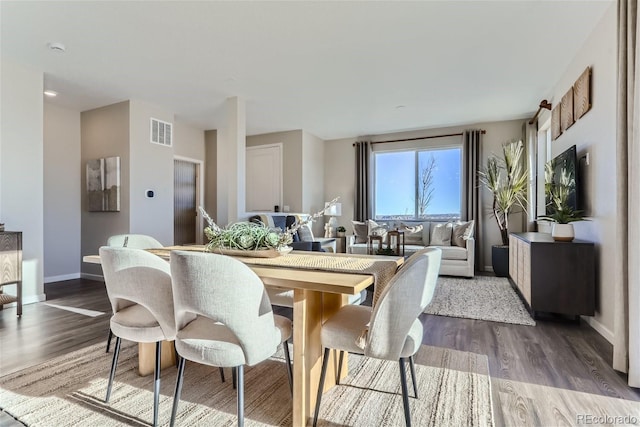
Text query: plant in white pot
479 140 528 276
539 167 586 241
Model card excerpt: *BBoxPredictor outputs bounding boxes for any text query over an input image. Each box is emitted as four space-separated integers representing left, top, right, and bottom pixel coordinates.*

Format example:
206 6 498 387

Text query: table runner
148 247 400 305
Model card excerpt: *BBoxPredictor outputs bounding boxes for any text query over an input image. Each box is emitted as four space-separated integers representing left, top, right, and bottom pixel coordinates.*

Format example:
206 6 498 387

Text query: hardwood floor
1 278 639 426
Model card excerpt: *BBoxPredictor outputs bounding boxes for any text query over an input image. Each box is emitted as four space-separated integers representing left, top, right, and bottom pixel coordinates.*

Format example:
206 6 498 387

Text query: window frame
372 140 463 221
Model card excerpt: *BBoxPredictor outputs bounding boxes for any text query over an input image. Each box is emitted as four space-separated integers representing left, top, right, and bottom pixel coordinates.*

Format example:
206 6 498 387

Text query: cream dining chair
99 246 176 427
169 250 293 427
105 233 164 353
312 248 442 427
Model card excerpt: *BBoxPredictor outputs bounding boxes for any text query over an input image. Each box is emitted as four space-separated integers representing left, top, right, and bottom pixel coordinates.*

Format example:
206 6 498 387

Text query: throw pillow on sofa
431 222 453 246
401 222 428 245
352 221 368 244
367 219 388 240
452 220 475 247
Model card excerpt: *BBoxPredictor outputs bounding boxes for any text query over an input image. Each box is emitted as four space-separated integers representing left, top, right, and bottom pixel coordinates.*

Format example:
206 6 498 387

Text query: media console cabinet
509 232 595 318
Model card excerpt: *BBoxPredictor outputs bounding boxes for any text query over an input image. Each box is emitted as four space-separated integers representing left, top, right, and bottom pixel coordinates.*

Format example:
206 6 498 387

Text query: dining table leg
292 289 348 426
138 341 177 376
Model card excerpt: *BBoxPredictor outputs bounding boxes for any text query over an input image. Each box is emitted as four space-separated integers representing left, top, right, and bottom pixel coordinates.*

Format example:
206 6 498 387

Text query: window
374 147 462 221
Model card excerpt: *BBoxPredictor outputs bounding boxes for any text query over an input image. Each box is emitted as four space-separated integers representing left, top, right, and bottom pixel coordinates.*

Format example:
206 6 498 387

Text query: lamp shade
324 202 342 217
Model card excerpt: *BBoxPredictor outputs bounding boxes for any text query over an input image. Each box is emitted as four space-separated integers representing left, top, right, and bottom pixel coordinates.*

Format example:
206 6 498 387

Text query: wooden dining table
83 247 403 426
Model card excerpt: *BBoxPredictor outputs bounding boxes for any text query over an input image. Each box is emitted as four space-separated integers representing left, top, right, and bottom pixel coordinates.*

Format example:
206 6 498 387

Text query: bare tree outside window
417 155 436 218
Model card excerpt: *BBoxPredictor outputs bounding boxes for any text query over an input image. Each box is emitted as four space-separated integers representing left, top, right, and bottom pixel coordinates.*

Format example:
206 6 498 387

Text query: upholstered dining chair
312 248 442 427
105 233 163 353
99 246 176 427
169 251 293 427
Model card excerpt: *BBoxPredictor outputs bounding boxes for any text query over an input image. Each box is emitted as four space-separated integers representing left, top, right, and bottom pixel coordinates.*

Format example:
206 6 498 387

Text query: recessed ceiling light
47 42 66 53
44 90 58 97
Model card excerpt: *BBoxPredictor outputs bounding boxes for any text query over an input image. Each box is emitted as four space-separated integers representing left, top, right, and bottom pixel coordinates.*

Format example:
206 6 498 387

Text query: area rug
424 275 536 326
0 341 493 426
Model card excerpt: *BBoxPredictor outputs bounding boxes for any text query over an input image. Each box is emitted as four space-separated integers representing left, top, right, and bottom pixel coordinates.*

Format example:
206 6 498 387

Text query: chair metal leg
232 366 237 389
408 355 418 399
170 357 186 427
219 367 226 382
312 348 331 427
282 340 293 396
153 341 161 427
336 351 345 385
237 365 244 427
106 329 113 353
399 358 412 427
105 336 121 403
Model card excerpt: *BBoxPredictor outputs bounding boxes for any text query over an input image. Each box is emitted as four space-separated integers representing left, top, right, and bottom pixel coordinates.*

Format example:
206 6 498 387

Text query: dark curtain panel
354 141 372 221
462 130 482 271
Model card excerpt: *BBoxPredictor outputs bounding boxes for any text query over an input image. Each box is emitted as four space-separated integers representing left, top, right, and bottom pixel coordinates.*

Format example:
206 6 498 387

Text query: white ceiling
1 1 613 140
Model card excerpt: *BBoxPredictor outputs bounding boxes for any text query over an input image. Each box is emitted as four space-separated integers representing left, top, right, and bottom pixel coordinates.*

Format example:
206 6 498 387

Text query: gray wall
247 130 303 213
128 100 174 245
205 130 217 222
44 102 81 282
324 119 526 270
0 58 45 304
81 101 130 277
174 120 205 161
302 131 325 236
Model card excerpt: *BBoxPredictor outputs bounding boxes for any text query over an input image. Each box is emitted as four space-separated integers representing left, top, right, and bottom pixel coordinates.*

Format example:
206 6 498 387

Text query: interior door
246 144 283 212
174 159 197 245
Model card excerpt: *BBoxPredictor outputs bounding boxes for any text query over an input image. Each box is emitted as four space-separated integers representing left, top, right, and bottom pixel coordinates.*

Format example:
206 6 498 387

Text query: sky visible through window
375 147 461 220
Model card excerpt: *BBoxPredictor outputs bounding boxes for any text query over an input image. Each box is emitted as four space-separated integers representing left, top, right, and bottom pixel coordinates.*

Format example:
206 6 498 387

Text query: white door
246 144 283 212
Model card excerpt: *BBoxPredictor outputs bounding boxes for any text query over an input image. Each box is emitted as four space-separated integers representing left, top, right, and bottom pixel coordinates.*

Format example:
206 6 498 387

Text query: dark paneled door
174 159 197 245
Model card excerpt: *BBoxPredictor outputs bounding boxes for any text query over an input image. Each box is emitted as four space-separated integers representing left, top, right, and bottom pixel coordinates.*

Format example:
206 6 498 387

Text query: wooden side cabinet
0 231 23 316
509 232 595 317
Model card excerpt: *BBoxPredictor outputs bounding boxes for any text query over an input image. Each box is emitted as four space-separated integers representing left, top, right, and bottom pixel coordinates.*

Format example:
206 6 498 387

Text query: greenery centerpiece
199 197 339 255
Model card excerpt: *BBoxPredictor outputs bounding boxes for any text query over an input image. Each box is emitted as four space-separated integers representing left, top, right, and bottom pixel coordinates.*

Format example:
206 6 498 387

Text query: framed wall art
87 156 121 212
551 104 562 140
560 87 574 132
574 67 592 119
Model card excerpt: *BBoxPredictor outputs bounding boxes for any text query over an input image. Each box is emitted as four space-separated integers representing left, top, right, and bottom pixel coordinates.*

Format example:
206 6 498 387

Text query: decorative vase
337 231 346 237
552 223 575 242
492 245 509 277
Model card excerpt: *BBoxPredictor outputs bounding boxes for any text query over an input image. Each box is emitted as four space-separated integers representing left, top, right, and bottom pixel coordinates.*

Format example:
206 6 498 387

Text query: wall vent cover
150 118 172 147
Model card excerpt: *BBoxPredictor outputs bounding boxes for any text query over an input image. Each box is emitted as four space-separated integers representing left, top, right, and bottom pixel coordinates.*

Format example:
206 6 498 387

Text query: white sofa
347 220 475 278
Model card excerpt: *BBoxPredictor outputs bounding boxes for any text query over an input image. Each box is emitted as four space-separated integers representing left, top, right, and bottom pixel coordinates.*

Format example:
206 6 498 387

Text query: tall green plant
479 140 528 246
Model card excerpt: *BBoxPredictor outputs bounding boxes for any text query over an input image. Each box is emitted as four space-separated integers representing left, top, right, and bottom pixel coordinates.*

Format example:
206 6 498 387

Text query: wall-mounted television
545 145 579 215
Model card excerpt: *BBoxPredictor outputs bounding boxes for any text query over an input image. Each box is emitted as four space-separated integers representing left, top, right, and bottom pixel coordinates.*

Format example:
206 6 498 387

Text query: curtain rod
352 130 486 146
529 99 552 124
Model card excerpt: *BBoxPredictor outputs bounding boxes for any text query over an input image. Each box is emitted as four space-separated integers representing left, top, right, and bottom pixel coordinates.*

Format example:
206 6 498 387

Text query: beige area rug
425 275 536 326
0 341 493 426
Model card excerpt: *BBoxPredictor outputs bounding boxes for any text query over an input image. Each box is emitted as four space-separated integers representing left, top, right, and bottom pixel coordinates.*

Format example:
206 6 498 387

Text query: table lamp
324 202 342 238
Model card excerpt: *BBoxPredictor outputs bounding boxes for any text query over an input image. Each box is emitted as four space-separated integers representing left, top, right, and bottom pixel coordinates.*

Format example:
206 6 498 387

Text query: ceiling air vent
150 118 172 147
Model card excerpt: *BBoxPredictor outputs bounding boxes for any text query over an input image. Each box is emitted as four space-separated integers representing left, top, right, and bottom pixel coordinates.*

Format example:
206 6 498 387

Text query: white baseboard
45 273 81 284
582 316 614 344
81 272 104 282
2 293 46 308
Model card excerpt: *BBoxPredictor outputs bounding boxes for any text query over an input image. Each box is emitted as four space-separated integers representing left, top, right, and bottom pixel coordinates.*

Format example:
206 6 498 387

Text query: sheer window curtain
354 141 372 222
462 130 482 271
614 0 640 387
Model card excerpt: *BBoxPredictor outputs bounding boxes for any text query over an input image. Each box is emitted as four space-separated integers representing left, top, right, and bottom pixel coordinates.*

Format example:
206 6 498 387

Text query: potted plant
479 140 528 277
539 167 586 241
336 226 346 237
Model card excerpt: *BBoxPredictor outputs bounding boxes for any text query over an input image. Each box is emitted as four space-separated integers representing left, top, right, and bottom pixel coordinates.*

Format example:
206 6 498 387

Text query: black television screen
545 145 579 215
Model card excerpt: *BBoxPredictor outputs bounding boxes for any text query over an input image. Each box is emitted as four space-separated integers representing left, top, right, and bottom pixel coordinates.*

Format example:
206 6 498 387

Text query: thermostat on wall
145 190 155 198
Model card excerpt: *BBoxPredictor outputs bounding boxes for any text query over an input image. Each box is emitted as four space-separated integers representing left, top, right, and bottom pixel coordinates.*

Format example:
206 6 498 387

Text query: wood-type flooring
1 278 639 426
